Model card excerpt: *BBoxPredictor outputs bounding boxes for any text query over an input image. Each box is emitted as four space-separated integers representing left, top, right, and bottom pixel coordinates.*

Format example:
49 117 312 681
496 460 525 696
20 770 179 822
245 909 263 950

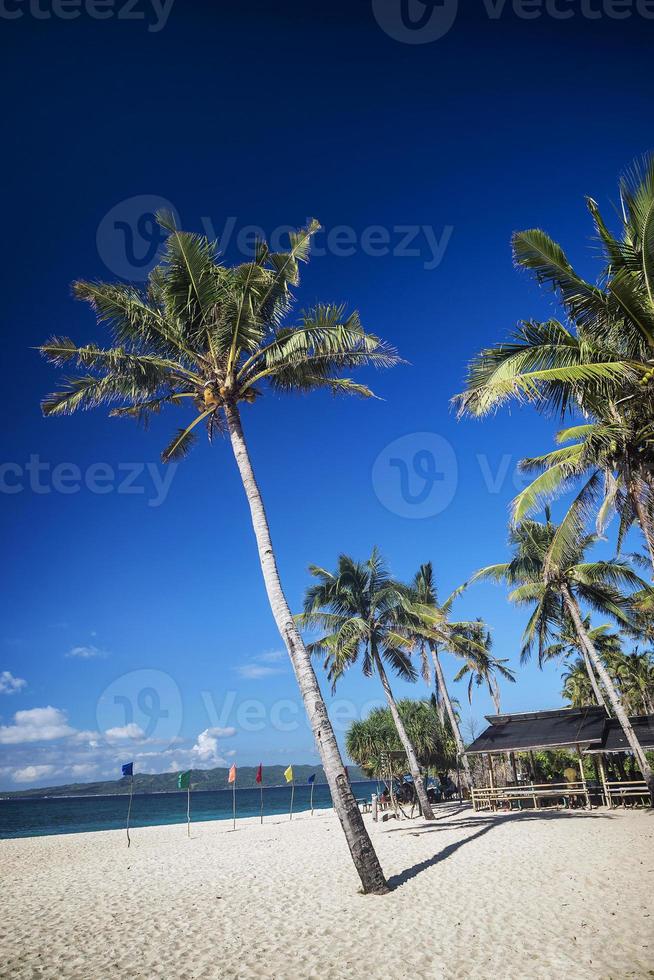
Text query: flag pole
289 778 295 821
260 781 264 825
187 783 191 837
310 780 314 816
232 776 236 831
126 772 133 848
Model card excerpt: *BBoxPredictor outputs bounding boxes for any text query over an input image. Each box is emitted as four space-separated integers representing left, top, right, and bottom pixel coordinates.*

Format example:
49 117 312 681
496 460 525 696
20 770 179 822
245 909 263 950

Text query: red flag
228 764 237 784
255 763 263 784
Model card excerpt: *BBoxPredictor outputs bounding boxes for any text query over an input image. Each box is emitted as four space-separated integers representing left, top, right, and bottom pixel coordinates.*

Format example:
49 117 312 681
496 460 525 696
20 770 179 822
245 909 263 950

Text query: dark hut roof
584 714 654 754
464 706 608 755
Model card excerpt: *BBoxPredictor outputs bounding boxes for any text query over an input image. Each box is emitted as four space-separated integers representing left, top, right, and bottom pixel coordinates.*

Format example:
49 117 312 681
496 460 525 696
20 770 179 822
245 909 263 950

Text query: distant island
0 765 368 799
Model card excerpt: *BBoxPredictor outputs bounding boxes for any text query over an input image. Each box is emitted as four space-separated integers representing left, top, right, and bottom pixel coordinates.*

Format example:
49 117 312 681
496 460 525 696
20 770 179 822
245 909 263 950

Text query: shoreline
0 778 376 803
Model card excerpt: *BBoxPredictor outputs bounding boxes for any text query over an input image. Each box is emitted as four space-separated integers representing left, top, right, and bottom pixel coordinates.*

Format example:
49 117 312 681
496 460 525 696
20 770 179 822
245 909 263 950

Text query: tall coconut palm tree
454 157 654 573
401 563 496 790
39 215 398 894
298 549 435 819
471 498 654 800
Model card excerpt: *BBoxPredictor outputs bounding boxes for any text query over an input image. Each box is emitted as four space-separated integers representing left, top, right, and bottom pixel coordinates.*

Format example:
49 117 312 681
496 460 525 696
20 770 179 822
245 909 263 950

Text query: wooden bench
472 781 590 812
603 780 650 807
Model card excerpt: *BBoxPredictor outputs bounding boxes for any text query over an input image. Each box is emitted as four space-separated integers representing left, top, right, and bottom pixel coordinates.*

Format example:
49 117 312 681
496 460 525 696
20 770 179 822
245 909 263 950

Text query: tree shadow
387 808 610 890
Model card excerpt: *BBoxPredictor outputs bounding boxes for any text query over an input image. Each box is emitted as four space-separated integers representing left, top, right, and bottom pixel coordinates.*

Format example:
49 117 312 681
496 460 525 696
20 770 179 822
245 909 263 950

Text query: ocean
0 780 379 839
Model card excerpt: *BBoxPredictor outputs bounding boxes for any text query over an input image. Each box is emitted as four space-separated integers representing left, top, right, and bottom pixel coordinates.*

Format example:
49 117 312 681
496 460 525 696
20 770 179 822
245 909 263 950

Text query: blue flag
307 773 316 784
122 762 133 777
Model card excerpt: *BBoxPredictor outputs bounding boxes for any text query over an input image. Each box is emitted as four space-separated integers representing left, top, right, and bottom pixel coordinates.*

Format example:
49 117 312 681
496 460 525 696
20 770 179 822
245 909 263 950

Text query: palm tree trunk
224 403 388 893
431 648 446 725
370 648 435 819
579 646 609 712
562 586 654 804
430 645 474 790
627 470 654 577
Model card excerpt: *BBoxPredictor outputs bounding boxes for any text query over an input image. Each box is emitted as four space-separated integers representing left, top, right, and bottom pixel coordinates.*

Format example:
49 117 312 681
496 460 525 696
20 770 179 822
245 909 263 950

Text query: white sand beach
1 803 652 980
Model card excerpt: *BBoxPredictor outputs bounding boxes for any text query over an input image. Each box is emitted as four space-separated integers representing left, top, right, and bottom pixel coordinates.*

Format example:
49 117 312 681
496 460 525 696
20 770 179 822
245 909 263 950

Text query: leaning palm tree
401 563 493 790
298 549 435 819
455 157 654 573
471 498 654 800
39 215 398 894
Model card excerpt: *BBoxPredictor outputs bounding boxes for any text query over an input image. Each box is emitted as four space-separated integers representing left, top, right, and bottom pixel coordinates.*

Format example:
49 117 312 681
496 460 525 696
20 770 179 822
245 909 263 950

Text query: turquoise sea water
0 780 379 839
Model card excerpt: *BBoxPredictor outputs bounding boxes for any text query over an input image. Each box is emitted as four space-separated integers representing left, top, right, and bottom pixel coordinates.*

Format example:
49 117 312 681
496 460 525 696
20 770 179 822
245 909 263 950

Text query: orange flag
228 764 237 784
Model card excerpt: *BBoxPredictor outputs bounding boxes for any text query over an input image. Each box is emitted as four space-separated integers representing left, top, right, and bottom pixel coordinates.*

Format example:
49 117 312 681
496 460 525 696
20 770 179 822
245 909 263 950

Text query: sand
1 803 652 980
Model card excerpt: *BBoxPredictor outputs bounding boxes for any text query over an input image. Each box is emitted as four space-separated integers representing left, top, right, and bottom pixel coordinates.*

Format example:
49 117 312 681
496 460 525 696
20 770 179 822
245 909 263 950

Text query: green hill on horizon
1 765 369 799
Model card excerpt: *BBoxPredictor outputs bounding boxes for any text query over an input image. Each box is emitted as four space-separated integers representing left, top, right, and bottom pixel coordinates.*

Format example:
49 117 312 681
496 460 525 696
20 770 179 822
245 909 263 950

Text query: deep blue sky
2 0 652 788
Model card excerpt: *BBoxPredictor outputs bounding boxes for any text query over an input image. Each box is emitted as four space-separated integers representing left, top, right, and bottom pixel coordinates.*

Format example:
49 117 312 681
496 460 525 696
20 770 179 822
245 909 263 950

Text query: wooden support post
576 744 590 810
598 753 610 808
487 754 496 811
528 751 539 809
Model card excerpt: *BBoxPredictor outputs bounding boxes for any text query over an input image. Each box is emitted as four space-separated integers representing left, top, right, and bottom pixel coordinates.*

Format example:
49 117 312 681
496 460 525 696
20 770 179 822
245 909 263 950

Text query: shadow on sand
386 805 611 890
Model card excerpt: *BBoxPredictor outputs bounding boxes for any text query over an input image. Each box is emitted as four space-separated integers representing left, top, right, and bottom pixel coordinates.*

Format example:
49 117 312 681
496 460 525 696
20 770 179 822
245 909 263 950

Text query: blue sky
1 0 653 789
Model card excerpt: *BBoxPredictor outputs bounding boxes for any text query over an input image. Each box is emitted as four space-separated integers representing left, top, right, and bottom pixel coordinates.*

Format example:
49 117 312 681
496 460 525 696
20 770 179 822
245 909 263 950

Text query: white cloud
0 671 27 695
12 764 57 784
65 645 108 660
70 764 97 778
104 724 146 741
235 651 287 680
0 707 76 744
236 663 285 679
188 726 236 765
257 650 286 664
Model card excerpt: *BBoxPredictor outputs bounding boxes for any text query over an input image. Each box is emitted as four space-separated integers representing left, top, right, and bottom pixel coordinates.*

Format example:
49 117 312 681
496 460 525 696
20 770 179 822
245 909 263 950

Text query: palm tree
346 699 456 781
454 157 654 573
513 411 654 571
471 500 654 800
39 215 398 894
402 564 500 790
604 648 654 715
452 622 516 714
298 549 436 819
562 658 597 708
540 617 622 711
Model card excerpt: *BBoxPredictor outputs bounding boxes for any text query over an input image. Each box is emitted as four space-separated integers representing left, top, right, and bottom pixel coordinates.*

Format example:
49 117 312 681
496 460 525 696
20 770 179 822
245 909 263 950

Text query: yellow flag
284 765 294 783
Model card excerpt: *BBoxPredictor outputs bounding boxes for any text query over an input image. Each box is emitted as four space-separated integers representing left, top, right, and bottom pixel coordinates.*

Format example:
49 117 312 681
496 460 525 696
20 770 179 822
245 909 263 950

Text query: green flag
177 770 191 790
